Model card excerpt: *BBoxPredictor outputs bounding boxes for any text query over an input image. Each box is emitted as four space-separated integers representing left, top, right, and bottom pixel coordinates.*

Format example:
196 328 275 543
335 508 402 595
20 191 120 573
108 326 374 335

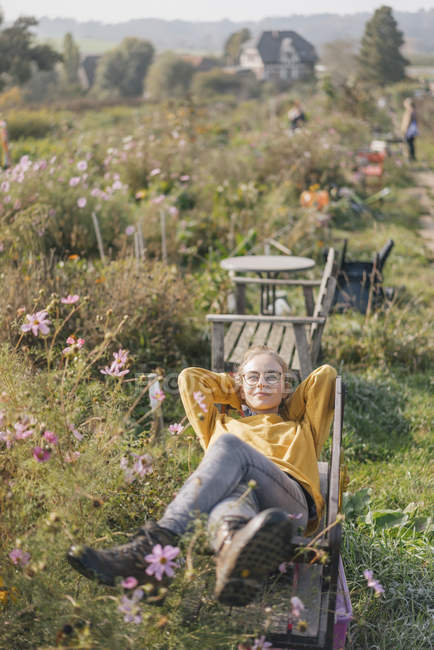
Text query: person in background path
288 100 306 132
401 98 419 162
0 118 11 169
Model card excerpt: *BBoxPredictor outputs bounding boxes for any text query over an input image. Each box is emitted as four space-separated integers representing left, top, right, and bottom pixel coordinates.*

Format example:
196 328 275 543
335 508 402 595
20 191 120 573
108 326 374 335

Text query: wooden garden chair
219 377 347 650
266 375 346 649
207 249 336 380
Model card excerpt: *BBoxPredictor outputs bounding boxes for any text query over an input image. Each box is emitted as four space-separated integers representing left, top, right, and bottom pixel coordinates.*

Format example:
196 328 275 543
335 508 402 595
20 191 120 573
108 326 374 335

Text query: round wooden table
220 255 315 314
220 255 315 274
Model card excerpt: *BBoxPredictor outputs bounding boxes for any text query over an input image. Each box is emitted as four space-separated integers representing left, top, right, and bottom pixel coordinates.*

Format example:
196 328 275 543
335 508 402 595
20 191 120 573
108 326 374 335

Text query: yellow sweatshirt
178 364 337 535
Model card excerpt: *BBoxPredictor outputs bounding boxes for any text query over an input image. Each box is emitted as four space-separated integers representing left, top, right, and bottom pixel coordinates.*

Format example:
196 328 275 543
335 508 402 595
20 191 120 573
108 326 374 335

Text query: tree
191 69 258 100
61 32 81 90
0 16 62 91
224 28 251 66
357 6 409 85
94 37 154 98
146 53 195 101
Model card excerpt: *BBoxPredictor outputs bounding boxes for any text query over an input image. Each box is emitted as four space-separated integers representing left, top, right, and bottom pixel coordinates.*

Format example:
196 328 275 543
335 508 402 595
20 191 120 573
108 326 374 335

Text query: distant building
78 55 101 90
239 30 317 82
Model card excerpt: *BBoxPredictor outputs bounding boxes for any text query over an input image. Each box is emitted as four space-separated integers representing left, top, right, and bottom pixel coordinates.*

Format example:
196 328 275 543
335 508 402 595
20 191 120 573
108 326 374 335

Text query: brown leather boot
67 521 179 587
214 508 294 607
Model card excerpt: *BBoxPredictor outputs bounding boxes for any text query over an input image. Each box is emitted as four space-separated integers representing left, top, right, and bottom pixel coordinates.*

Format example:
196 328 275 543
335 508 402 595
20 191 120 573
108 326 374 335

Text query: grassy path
413 168 434 253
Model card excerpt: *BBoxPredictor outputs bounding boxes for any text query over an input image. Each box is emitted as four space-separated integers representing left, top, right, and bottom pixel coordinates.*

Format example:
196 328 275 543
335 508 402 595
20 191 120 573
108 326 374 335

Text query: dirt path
412 169 434 254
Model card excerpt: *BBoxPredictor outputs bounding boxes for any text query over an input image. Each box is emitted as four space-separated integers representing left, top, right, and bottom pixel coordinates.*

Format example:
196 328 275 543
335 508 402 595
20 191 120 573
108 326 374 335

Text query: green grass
0 92 433 649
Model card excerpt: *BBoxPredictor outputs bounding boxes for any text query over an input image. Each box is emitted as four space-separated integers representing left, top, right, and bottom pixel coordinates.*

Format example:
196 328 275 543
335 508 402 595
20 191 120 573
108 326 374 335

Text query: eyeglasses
242 371 282 387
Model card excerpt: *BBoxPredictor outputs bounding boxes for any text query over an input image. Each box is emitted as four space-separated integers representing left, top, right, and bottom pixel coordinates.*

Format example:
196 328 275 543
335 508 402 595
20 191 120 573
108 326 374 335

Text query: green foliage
223 28 251 65
95 37 154 98
146 53 195 101
60 32 81 95
0 16 62 91
5 109 61 139
357 6 409 86
341 373 412 462
0 257 209 370
192 69 244 99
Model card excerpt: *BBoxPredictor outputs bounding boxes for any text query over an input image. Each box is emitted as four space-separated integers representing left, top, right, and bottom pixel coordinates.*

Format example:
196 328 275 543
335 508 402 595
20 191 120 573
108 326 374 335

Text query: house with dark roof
239 30 317 82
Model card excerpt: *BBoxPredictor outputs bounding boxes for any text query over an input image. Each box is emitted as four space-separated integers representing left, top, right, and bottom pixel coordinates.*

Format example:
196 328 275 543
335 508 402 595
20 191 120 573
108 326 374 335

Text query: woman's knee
209 433 245 453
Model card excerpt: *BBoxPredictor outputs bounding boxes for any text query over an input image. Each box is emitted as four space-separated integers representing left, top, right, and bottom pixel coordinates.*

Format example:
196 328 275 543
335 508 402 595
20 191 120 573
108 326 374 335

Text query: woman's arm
282 364 337 457
178 367 242 449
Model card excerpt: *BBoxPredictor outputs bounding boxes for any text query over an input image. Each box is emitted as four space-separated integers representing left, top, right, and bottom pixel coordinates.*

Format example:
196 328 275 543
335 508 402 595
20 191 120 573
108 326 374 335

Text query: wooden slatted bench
267 375 345 649
207 249 336 380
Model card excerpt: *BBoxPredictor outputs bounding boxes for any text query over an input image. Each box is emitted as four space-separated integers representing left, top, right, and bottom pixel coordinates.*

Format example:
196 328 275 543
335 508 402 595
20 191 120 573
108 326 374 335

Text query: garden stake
91 212 106 264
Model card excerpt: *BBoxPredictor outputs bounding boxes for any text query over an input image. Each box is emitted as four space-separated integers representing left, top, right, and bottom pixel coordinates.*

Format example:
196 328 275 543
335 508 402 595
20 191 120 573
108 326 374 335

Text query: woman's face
240 353 286 414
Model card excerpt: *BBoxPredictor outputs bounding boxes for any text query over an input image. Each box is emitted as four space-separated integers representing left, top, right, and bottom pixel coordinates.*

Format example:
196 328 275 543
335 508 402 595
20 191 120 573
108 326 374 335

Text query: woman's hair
234 345 295 417
404 97 415 110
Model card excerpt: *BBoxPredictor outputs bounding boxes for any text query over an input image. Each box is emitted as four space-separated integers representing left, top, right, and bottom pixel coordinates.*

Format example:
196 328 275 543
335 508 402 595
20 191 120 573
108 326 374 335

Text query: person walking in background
0 118 11 169
288 99 306 132
401 98 419 161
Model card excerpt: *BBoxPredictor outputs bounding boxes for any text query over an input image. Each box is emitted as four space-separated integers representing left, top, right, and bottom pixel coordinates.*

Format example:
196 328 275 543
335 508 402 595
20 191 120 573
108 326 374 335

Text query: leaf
342 488 371 520
366 509 408 529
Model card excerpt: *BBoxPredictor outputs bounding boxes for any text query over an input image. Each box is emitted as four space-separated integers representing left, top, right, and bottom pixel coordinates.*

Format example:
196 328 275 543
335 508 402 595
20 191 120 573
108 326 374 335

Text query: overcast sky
1 0 434 23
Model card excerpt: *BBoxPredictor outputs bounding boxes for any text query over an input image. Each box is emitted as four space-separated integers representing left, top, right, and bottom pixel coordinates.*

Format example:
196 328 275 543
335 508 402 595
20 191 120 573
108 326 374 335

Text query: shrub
0 257 209 370
5 109 61 140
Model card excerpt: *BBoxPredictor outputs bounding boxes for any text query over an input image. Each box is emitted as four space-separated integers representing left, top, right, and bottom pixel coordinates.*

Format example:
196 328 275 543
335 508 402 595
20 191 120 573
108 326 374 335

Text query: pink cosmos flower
364 569 385 596
9 548 31 566
125 225 135 236
113 349 128 366
132 453 153 477
100 362 129 377
168 206 179 217
101 348 129 377
69 423 83 441
0 429 14 448
77 160 88 171
33 446 51 462
69 177 80 187
14 419 34 440
77 197 87 208
290 596 305 619
0 181 10 192
150 168 161 176
118 588 143 623
145 544 180 581
61 294 79 304
120 456 136 484
121 576 139 589
21 310 51 336
65 451 80 463
193 391 208 413
112 180 123 191
179 175 190 182
63 336 85 355
43 431 58 445
151 194 165 204
153 390 166 403
169 423 184 435
278 561 288 574
252 636 273 649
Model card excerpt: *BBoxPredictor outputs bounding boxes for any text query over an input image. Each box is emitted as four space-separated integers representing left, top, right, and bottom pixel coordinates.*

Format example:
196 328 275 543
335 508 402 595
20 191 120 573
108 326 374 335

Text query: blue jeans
158 433 309 544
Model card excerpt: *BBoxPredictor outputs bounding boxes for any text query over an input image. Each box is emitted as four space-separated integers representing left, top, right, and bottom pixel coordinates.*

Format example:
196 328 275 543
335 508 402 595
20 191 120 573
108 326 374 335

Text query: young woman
401 97 419 161
68 346 336 607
